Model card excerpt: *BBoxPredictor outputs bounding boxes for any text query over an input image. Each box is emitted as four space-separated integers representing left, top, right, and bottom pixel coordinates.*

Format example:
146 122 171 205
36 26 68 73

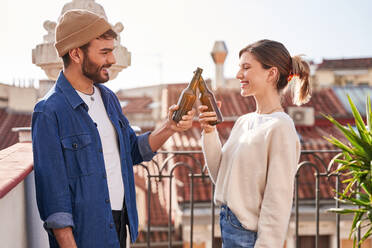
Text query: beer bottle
198 76 223 125
172 67 202 122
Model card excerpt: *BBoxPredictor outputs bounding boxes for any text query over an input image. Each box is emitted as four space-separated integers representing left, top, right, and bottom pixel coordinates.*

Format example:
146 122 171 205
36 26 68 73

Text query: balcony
1 129 371 248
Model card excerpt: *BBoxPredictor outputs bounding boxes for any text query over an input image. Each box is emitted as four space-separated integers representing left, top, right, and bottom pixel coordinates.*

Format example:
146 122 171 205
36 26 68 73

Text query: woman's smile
240 81 249 87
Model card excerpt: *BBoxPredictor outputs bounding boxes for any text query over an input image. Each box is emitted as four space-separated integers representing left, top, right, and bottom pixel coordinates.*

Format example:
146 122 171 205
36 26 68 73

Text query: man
32 9 195 248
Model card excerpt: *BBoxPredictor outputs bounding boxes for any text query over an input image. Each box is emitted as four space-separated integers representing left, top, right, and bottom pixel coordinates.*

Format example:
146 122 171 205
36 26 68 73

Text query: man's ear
69 48 84 64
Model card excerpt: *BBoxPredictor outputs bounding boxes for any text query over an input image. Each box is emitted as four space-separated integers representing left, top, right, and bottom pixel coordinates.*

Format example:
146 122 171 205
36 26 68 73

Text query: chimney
211 41 228 90
12 127 32 143
8 86 37 113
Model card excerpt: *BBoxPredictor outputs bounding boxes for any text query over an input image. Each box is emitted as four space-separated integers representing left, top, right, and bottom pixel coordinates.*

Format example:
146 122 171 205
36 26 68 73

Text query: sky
1 0 371 92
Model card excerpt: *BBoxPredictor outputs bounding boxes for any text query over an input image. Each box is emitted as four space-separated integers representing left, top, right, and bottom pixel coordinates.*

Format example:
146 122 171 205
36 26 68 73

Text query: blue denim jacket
32 72 155 247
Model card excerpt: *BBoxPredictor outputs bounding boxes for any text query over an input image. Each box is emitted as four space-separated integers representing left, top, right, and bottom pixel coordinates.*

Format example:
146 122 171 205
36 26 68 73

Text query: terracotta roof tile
281 88 349 118
119 96 153 114
134 164 170 226
0 109 32 150
317 58 372 70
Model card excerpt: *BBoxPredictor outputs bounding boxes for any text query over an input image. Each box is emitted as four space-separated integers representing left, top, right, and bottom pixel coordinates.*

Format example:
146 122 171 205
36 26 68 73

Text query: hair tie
287 74 300 82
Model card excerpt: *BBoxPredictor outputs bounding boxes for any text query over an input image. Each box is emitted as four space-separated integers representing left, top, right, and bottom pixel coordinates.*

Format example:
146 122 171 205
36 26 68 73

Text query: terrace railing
133 149 360 248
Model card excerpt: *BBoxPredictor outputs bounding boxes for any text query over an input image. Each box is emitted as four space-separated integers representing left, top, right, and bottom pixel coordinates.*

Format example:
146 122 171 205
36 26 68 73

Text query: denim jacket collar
55 71 87 110
55 71 115 112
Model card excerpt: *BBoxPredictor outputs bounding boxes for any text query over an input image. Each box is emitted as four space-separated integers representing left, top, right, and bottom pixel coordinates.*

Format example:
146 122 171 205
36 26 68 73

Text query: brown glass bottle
172 67 203 122
198 76 223 125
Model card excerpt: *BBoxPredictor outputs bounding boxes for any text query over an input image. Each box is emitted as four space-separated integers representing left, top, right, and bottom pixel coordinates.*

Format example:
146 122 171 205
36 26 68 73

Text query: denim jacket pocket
61 134 95 178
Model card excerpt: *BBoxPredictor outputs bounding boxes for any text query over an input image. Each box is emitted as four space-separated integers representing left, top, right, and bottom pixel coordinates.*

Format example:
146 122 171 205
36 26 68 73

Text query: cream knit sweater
202 112 300 247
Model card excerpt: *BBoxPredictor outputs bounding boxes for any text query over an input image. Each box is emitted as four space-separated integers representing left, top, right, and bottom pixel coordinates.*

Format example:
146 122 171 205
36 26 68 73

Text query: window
359 82 369 86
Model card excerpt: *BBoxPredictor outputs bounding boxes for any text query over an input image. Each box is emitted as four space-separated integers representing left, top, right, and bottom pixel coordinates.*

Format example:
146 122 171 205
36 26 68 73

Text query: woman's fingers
198 105 209 112
199 110 217 124
199 116 217 123
198 105 217 133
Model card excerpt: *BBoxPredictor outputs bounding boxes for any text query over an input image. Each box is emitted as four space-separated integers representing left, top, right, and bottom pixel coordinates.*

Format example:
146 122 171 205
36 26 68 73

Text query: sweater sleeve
201 129 222 184
255 121 300 248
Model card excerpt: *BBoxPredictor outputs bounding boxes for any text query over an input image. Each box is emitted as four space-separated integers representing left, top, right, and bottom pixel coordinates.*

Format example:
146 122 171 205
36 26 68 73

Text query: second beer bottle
198 76 223 125
172 67 203 122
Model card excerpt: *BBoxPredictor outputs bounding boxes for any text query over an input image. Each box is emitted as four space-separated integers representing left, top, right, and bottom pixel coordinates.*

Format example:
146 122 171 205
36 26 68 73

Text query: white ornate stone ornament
32 0 131 81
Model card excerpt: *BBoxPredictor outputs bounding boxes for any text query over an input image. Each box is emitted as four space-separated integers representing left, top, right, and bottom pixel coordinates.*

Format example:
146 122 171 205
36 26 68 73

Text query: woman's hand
198 102 222 134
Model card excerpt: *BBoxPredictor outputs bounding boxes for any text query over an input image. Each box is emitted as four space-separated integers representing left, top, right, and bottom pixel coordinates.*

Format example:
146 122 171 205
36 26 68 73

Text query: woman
198 39 311 247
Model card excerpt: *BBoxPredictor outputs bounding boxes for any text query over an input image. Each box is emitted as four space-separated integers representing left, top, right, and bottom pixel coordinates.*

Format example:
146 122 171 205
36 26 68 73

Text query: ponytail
289 55 311 106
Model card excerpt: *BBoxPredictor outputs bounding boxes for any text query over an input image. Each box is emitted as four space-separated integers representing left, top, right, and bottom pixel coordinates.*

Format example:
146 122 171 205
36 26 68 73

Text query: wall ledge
0 143 33 199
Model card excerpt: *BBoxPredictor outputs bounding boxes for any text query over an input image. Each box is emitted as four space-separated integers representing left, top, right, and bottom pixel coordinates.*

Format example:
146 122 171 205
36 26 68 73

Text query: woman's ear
267 67 279 84
69 48 84 64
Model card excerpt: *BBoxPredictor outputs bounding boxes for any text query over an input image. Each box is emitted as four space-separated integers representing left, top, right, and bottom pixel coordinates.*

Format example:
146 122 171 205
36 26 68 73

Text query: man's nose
108 53 116 65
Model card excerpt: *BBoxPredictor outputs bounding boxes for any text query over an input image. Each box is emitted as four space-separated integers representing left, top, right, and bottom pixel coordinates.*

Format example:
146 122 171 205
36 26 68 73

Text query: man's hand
148 105 196 152
167 104 196 132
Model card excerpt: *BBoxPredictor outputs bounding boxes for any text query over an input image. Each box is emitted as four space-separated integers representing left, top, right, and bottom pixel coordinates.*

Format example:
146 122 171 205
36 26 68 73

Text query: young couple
32 9 310 248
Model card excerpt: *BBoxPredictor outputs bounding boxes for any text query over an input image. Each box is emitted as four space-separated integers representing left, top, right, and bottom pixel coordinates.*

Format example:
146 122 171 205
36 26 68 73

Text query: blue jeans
220 205 257 248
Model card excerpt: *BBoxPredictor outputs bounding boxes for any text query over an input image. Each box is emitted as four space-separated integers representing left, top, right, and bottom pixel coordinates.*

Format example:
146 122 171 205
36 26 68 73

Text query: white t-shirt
77 86 124 210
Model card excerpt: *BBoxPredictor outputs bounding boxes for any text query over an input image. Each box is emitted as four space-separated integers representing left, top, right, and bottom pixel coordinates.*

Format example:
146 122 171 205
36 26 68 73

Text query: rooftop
317 57 372 70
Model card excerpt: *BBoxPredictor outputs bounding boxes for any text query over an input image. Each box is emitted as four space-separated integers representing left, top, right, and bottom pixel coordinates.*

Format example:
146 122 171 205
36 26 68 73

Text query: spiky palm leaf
324 94 372 247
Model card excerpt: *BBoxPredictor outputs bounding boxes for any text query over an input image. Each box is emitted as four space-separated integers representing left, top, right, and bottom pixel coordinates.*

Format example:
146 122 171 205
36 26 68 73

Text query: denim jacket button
110 223 114 229
99 148 103 153
105 199 109 203
72 143 78 149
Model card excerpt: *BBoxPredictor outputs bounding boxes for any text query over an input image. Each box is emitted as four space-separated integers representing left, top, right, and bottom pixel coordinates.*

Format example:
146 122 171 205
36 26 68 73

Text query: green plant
323 95 372 247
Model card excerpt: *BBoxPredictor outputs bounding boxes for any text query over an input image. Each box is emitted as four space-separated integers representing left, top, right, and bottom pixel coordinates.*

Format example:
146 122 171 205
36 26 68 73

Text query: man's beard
81 53 111 84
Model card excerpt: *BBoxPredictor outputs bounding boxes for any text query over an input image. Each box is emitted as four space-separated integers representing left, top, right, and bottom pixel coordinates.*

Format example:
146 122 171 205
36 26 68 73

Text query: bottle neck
187 68 203 91
187 78 199 91
198 77 209 93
